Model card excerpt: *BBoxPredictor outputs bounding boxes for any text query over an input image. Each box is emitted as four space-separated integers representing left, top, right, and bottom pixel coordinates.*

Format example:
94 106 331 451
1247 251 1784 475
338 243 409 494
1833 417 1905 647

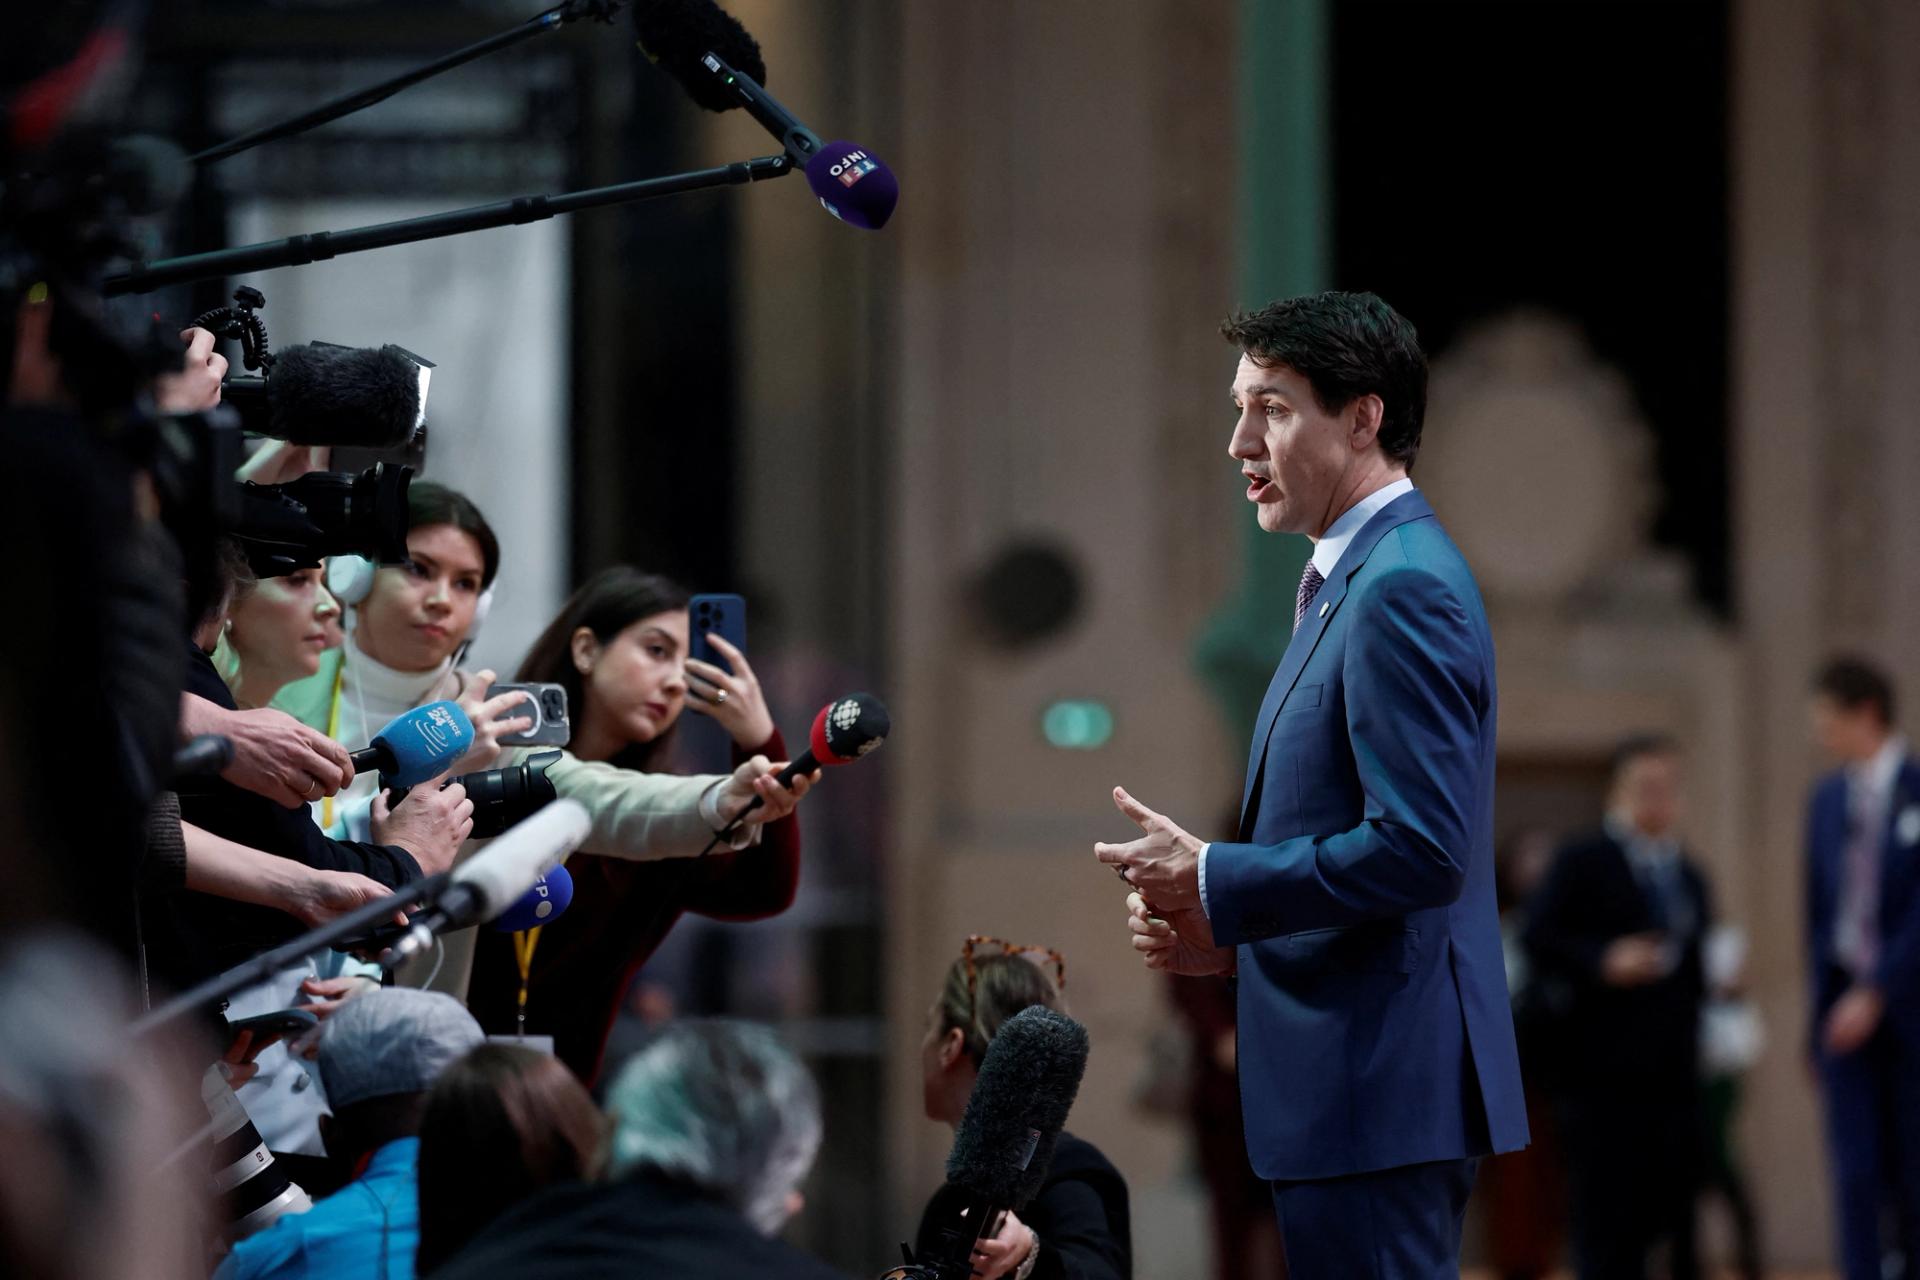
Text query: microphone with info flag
633 0 900 229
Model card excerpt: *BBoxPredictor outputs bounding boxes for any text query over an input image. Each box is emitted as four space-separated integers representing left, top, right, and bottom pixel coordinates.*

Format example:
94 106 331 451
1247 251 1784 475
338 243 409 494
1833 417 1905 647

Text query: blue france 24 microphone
632 0 898 230
489 864 574 933
348 700 474 788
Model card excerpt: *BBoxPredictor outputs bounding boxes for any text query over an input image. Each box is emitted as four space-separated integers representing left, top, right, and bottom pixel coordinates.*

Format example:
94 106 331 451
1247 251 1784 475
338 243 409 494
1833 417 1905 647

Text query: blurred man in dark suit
1523 735 1711 1280
1805 657 1920 1280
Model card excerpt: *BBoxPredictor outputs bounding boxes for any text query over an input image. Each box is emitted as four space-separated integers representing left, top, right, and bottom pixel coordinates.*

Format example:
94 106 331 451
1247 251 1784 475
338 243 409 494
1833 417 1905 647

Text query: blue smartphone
684 593 747 770
688 593 747 671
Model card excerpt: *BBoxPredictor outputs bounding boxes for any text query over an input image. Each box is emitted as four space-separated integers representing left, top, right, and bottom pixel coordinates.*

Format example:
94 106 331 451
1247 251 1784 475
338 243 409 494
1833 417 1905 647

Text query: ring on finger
714 688 728 705
303 776 322 800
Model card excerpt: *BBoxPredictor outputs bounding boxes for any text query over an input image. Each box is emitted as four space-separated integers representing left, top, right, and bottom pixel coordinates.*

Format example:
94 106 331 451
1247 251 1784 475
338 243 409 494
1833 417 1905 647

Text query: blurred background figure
415 1043 608 1274
915 937 1131 1280
430 1020 843 1279
1479 825 1568 1280
1805 657 1920 1280
1699 923 1766 1280
1524 736 1713 1280
0 937 205 1280
214 989 484 1280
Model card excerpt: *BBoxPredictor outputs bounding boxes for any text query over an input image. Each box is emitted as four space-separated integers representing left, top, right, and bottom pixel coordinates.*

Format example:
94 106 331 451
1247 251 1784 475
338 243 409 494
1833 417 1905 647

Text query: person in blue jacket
1099 291 1528 1279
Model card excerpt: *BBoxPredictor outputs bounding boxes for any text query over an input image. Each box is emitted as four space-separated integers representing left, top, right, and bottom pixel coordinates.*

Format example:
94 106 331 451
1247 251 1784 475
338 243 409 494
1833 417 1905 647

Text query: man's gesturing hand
1126 892 1233 976
1093 786 1204 912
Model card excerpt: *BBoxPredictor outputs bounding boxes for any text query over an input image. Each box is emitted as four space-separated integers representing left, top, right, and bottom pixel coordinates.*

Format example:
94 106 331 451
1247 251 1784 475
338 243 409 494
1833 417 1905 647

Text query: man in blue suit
1097 291 1528 1278
1805 656 1920 1280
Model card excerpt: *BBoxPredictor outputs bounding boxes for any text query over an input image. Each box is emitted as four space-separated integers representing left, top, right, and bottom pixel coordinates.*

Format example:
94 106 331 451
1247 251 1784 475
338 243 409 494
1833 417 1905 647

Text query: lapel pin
1318 601 1330 618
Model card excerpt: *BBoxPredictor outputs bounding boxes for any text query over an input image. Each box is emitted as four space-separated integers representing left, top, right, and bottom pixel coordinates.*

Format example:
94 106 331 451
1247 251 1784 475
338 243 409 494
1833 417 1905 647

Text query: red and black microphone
772 692 890 788
709 693 889 844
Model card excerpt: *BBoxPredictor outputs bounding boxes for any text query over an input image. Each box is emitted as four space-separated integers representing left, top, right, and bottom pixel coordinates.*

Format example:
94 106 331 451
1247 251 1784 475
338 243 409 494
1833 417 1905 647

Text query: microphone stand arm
104 155 793 296
131 871 449 1036
190 0 627 166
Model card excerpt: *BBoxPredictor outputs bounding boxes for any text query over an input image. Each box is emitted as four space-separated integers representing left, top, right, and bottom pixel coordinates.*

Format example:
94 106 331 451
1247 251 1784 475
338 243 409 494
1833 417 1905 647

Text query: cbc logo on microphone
831 150 879 188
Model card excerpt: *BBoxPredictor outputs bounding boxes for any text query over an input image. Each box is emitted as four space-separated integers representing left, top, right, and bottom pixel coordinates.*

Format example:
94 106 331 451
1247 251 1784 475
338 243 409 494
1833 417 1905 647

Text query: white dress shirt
1834 733 1909 976
1198 479 1419 920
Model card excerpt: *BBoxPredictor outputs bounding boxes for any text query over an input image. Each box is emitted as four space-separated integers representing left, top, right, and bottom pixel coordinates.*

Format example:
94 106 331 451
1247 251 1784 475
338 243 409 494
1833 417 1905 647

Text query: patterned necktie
1293 562 1326 633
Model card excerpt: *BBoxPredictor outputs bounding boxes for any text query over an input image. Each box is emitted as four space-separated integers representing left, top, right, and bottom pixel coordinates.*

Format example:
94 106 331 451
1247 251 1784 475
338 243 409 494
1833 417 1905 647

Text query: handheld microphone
171 734 234 781
489 864 574 933
773 692 891 788
633 0 899 229
700 693 887 852
222 342 431 447
899 1007 1088 1278
385 799 591 962
348 701 474 788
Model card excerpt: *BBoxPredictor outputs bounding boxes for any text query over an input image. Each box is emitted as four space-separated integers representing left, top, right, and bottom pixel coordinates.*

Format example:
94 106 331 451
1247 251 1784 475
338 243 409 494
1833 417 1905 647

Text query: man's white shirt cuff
1198 842 1211 918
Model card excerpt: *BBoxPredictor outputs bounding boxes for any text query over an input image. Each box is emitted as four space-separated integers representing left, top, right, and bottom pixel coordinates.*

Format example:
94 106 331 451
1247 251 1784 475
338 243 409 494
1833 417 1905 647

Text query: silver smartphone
492 681 571 748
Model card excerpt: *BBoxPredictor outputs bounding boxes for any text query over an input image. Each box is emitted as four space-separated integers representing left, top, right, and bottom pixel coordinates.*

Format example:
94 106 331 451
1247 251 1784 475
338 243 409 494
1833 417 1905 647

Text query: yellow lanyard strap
512 927 543 1038
321 661 346 830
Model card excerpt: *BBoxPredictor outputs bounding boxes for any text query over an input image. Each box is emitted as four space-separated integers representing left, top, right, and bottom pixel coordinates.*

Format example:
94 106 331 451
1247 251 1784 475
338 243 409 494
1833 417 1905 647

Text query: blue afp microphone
348 700 474 787
490 864 574 933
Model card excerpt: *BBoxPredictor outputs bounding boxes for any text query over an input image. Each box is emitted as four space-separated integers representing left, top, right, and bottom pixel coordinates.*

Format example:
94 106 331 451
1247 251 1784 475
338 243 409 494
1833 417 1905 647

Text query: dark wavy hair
415 1044 607 1275
1220 290 1428 470
516 566 692 772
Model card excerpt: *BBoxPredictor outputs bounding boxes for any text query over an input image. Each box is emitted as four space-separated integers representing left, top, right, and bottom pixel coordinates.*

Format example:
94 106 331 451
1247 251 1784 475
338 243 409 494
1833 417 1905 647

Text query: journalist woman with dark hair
463 567 808 1084
416 1044 607 1274
916 940 1132 1280
274 481 535 841
274 496 811 1004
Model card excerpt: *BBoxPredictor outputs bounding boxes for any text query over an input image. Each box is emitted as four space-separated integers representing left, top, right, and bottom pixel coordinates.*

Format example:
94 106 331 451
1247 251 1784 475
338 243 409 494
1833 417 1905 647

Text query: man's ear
1349 393 1385 452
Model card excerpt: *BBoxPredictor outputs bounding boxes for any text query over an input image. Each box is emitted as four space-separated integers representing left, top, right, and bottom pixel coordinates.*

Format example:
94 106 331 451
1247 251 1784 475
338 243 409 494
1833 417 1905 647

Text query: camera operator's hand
715 755 817 828
180 694 353 808
685 634 776 749
450 670 535 773
236 438 330 485
371 780 473 875
153 327 228 414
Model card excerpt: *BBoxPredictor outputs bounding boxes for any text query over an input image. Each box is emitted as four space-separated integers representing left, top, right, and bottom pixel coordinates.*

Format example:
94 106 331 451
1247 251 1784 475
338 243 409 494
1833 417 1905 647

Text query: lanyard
321 660 346 830
512 926 542 1038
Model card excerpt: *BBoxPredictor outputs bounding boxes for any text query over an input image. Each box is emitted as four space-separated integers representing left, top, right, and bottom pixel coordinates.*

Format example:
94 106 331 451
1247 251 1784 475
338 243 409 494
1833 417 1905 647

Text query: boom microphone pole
190 0 629 166
131 873 448 1036
105 158 792 296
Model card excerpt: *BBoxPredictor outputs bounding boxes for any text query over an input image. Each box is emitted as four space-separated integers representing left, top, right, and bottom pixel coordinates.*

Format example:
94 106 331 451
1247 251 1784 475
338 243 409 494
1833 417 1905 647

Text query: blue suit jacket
1206 490 1529 1181
1804 753 1920 1048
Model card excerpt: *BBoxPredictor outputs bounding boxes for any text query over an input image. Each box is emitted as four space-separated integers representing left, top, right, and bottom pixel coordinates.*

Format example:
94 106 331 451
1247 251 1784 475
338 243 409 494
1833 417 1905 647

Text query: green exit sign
1042 700 1114 750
